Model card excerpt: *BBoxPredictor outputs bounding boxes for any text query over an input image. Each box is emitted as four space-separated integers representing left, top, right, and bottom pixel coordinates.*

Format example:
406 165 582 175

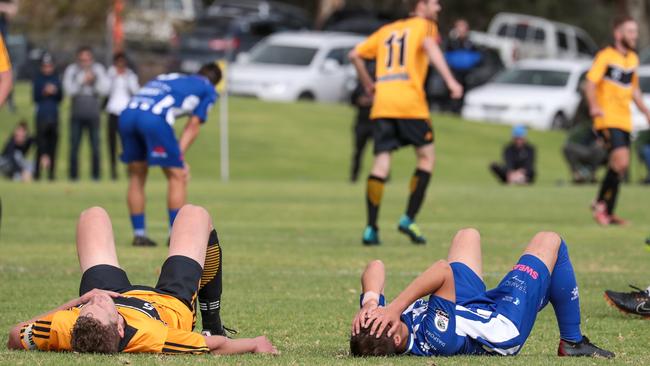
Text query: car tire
298 91 315 101
551 112 570 130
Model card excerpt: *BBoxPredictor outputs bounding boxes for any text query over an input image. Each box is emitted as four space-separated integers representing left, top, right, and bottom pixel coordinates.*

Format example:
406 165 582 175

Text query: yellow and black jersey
0 34 10 73
586 46 639 132
355 17 438 120
19 290 208 354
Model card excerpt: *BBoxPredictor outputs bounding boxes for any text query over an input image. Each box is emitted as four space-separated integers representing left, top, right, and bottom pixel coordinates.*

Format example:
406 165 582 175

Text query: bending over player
350 229 614 358
7 205 278 355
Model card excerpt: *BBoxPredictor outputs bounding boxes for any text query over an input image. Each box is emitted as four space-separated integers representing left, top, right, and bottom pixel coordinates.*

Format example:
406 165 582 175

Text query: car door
313 46 354 102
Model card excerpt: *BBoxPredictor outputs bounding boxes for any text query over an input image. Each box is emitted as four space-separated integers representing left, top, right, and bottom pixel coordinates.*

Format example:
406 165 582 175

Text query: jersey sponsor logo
434 309 449 332
503 275 528 293
113 296 162 320
502 295 520 305
151 146 168 159
22 324 37 350
571 286 579 301
512 264 538 279
604 65 635 87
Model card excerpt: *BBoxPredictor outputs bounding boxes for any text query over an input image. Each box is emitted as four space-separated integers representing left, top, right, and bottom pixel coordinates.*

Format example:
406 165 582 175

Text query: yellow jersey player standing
0 32 12 107
585 15 650 226
349 0 462 245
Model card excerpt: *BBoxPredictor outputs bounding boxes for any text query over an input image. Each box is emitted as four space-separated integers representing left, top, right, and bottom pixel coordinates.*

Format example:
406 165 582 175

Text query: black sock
199 229 223 333
406 169 431 220
366 175 386 229
597 169 620 214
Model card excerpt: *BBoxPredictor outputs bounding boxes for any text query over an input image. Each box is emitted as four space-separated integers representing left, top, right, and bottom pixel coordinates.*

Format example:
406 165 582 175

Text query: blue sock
550 240 582 342
168 208 180 229
130 214 145 237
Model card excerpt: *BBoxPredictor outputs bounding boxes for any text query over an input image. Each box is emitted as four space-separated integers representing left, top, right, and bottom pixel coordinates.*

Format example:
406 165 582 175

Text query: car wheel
298 91 315 101
551 113 569 130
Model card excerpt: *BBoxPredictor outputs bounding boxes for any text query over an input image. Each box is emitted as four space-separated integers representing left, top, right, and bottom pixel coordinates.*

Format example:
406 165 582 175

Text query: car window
497 24 509 37
249 43 318 66
576 72 587 92
514 24 529 41
165 0 184 11
494 68 571 87
639 76 650 94
576 36 593 56
557 31 569 51
326 48 351 65
533 27 545 42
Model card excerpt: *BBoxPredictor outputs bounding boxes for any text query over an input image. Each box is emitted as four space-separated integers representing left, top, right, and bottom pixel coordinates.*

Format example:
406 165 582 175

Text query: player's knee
531 231 561 251
79 206 109 222
368 259 384 268
178 204 209 221
456 227 480 240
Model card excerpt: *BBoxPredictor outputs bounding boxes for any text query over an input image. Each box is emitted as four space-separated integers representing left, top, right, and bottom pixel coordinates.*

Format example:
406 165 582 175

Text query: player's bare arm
203 334 279 355
348 50 375 96
352 260 385 335
0 69 12 107
423 37 463 99
179 115 202 155
632 85 650 125
7 289 121 350
368 260 455 338
584 80 603 118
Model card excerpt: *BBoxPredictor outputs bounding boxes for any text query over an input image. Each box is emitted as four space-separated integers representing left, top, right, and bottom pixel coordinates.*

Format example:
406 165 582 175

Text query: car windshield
639 76 650 94
493 68 571 87
249 43 317 66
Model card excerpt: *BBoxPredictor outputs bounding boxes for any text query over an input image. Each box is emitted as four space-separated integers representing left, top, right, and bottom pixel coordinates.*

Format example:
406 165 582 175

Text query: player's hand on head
253 336 279 355
352 301 379 335
367 306 401 338
79 289 121 303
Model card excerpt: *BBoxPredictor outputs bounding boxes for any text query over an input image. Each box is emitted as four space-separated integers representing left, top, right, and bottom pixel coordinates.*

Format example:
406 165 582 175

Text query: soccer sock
405 169 431 220
168 208 180 229
198 229 223 333
366 175 386 229
597 168 619 214
549 240 583 343
130 213 145 237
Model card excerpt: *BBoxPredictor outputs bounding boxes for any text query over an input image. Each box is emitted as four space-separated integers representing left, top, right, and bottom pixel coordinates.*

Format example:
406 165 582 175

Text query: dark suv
173 0 311 73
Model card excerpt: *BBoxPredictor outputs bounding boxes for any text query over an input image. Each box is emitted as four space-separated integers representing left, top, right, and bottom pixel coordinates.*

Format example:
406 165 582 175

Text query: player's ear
117 317 125 338
393 333 402 347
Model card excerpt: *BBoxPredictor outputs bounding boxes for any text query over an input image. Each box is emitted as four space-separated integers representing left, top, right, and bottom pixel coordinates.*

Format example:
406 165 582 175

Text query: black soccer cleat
604 285 650 318
202 325 238 338
645 235 650 246
132 235 157 247
557 335 615 358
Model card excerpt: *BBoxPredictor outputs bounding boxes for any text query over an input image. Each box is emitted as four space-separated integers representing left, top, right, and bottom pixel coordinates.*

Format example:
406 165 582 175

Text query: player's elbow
7 325 23 350
348 49 359 63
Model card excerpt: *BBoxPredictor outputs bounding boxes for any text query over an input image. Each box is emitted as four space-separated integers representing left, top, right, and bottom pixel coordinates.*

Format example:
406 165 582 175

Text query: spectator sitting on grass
637 129 650 184
489 125 536 185
0 120 33 181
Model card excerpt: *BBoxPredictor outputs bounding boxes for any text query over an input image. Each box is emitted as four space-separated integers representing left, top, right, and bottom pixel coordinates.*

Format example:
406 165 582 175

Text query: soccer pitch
0 85 648 365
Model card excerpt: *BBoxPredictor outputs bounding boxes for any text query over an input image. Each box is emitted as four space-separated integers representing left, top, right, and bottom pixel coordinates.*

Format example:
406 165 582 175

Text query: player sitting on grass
350 229 614 358
7 205 278 355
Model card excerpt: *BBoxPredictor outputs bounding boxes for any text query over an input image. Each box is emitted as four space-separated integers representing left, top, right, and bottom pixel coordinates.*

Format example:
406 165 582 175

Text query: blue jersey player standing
119 63 221 246
350 229 614 358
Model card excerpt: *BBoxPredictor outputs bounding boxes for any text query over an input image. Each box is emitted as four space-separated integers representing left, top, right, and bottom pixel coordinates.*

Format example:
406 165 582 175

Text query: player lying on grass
350 229 614 358
7 205 278 355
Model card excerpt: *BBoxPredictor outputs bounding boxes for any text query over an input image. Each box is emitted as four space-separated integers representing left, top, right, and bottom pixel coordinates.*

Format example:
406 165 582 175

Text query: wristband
361 291 380 306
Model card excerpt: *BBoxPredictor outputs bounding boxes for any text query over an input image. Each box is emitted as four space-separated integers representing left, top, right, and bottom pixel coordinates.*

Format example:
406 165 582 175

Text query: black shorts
597 128 631 152
79 255 203 311
373 118 434 154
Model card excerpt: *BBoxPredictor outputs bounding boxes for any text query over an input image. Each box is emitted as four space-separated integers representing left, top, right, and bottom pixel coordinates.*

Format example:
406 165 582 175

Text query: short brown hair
198 62 222 86
613 14 635 30
71 316 120 353
349 322 397 357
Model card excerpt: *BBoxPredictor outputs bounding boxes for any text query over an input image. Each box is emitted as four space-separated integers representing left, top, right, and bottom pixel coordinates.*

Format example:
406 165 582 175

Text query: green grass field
0 83 648 365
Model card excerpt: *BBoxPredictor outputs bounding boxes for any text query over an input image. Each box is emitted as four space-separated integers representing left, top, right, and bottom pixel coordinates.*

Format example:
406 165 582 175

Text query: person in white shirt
106 52 139 180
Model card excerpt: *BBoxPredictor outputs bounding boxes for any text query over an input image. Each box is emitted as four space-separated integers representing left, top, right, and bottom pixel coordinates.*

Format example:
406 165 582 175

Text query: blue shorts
118 108 184 168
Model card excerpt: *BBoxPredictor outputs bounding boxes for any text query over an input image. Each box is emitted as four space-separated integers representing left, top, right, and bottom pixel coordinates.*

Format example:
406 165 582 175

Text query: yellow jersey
355 17 437 120
586 46 639 132
0 34 10 72
19 290 209 354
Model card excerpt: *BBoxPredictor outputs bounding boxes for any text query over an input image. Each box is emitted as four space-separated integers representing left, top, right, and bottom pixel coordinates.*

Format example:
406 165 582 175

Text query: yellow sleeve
586 51 608 84
426 20 439 40
19 313 59 351
162 327 210 355
355 30 382 60
0 34 11 72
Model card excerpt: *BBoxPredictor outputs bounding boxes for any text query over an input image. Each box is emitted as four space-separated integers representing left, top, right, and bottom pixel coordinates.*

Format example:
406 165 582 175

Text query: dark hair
350 323 397 357
613 14 635 30
76 45 93 55
15 119 28 131
113 52 127 63
71 316 120 354
198 62 222 86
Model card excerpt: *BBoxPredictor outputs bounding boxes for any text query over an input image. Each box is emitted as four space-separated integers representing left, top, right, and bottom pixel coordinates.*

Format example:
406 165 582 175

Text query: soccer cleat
202 325 238 338
645 235 650 246
398 215 426 244
608 214 628 226
604 285 650 318
362 226 380 245
132 235 157 247
590 201 610 226
557 335 615 358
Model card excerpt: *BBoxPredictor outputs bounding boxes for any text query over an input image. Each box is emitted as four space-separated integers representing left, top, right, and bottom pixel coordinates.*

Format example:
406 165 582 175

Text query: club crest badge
434 309 449 332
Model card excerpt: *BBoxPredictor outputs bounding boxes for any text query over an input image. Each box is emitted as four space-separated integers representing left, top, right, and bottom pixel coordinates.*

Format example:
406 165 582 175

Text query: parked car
632 66 650 133
462 59 591 130
486 12 597 60
174 0 311 73
229 31 364 102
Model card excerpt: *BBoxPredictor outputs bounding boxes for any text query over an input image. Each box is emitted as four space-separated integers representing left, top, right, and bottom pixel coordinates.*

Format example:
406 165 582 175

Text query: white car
228 31 365 102
631 66 650 133
462 59 591 130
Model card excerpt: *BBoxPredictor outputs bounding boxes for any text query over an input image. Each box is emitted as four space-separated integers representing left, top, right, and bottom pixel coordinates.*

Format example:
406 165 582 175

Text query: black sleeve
524 145 536 172
503 145 516 171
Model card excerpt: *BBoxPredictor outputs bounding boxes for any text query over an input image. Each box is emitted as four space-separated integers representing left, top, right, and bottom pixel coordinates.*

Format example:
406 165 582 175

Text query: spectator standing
105 52 139 180
636 129 650 184
349 61 374 183
490 125 536 185
444 18 481 113
32 53 62 181
0 120 33 181
63 46 109 181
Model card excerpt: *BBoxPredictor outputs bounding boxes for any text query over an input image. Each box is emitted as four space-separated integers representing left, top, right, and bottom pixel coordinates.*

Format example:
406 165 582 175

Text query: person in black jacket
0 120 33 181
490 125 536 185
32 53 63 181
